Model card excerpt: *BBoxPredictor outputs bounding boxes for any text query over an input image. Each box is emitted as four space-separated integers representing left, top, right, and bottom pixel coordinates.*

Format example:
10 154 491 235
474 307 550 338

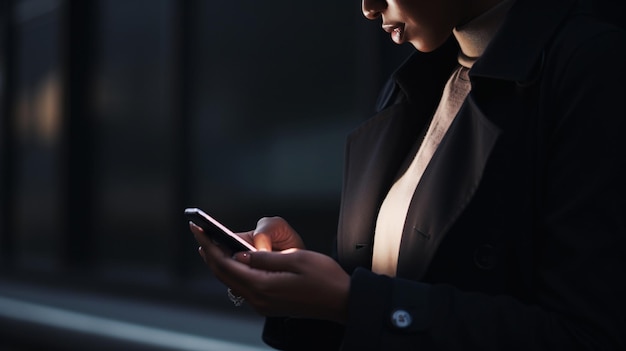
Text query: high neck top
453 0 515 68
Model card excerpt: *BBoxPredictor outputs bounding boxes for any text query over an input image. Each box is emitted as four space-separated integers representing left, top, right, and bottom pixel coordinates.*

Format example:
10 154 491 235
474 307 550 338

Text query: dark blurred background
0 0 412 350
0 0 623 350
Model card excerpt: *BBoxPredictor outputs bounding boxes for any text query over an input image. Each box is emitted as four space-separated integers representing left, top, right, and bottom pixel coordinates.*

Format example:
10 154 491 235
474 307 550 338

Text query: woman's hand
189 219 349 324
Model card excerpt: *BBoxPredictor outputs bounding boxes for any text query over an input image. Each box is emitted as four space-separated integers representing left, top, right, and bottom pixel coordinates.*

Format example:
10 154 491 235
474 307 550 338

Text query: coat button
390 309 412 328
473 244 497 270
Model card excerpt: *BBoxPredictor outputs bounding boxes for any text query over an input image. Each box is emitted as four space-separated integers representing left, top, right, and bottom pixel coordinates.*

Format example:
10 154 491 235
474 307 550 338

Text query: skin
191 0 506 325
362 0 506 52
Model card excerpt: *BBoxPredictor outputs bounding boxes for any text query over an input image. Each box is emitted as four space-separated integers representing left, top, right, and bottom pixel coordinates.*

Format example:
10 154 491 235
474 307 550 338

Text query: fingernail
233 252 251 263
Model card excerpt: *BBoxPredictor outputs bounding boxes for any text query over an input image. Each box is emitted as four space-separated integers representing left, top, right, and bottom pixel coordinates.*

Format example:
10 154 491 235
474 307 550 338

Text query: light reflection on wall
15 70 61 145
12 3 63 272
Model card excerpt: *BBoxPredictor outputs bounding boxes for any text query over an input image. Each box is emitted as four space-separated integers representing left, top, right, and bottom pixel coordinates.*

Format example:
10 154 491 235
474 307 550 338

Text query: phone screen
185 208 257 252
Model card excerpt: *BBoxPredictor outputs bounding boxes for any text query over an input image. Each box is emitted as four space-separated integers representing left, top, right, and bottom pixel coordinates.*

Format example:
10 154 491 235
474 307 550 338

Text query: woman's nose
362 0 386 20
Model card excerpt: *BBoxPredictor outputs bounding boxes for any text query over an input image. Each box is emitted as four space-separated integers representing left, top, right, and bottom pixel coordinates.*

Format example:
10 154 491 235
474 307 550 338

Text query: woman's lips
383 24 405 44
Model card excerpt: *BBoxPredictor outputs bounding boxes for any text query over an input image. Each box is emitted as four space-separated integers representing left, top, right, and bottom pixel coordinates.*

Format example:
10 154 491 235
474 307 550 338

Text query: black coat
263 0 626 349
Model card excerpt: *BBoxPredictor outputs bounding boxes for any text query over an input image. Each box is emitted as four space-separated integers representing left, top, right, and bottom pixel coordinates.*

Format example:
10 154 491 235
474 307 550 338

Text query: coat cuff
341 267 432 350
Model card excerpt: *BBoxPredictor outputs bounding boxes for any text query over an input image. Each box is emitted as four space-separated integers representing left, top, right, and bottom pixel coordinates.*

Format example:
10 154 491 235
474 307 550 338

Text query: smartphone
185 207 257 252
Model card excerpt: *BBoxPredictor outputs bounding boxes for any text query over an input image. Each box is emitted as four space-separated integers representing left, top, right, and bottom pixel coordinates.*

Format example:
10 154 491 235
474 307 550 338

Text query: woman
190 0 626 349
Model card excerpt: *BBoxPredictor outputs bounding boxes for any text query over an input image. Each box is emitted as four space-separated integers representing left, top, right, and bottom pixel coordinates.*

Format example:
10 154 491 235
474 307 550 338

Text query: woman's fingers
198 246 207 263
232 249 349 323
189 222 213 248
241 249 303 272
190 221 245 282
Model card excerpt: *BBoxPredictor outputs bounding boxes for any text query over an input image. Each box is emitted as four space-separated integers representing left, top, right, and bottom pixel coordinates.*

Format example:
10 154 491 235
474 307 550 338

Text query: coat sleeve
340 23 626 351
262 317 344 350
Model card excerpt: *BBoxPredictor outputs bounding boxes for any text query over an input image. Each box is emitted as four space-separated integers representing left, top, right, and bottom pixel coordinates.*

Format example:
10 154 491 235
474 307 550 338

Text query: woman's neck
453 0 515 67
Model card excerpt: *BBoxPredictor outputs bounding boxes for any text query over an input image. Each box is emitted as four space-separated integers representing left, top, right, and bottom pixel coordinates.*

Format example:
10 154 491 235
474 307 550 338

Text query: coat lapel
338 100 430 273
338 41 460 274
396 96 501 280
339 92 502 278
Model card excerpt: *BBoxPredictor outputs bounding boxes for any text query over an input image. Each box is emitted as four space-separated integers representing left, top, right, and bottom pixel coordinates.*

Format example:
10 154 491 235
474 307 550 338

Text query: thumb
252 232 272 252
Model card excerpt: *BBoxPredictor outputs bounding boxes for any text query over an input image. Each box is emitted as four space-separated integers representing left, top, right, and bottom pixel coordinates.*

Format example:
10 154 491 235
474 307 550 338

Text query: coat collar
470 0 578 84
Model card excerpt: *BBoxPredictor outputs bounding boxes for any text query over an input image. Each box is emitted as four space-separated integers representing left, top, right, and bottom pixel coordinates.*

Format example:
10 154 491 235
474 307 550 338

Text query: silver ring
227 288 245 307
